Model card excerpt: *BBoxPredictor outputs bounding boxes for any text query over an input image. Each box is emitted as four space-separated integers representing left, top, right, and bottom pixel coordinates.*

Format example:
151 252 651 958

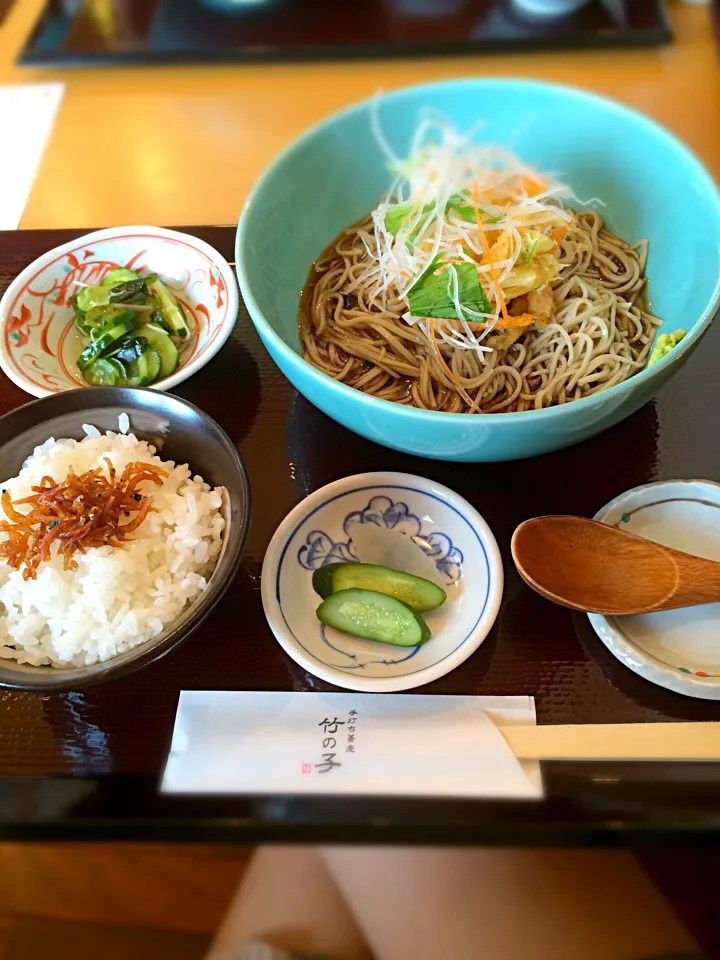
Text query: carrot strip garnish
550 225 567 250
517 175 547 197
472 183 511 327
432 315 534 332
494 313 534 329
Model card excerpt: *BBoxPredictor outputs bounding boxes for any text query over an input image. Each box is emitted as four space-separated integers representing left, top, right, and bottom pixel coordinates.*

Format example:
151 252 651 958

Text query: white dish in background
511 0 589 16
588 479 720 700
261 472 503 692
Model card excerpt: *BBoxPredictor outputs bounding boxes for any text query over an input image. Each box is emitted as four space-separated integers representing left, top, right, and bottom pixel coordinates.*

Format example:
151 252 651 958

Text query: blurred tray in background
18 0 672 68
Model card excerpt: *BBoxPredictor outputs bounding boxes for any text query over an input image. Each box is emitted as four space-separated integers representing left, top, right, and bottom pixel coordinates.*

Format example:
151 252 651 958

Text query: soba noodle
300 209 661 414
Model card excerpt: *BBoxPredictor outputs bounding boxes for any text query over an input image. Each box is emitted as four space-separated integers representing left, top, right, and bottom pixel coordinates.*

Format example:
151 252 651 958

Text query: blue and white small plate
261 472 503 692
588 479 720 700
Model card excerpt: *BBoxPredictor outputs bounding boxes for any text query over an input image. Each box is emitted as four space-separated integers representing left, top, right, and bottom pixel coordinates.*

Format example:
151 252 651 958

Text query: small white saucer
261 472 503 692
588 479 720 700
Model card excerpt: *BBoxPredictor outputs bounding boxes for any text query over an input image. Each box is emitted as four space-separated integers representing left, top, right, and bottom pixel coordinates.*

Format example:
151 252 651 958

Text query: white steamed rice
0 422 226 668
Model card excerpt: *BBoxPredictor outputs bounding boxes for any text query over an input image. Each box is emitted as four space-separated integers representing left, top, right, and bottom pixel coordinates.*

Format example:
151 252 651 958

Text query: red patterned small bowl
0 226 238 397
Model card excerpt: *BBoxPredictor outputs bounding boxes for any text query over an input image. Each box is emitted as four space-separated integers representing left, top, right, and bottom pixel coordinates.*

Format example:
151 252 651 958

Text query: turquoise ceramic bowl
237 79 720 462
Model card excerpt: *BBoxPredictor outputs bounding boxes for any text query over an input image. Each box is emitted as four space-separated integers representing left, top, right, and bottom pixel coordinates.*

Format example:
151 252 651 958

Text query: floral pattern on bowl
588 479 720 700
297 494 464 583
0 226 238 398
261 472 503 693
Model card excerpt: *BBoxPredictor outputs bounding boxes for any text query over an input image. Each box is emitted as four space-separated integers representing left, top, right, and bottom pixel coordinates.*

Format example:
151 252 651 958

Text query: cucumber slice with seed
143 343 162 383
316 588 431 647
123 342 160 387
133 323 179 378
82 357 126 386
76 284 111 314
77 314 137 370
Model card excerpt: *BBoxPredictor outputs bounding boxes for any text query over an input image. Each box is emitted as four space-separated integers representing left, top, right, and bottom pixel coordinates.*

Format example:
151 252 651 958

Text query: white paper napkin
162 692 542 799
0 84 65 230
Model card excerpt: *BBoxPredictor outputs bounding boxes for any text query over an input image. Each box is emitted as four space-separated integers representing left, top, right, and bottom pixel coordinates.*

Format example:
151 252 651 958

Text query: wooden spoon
511 515 720 615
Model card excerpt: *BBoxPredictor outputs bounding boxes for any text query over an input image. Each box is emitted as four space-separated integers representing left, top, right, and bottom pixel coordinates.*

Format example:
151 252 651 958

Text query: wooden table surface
0 1 718 230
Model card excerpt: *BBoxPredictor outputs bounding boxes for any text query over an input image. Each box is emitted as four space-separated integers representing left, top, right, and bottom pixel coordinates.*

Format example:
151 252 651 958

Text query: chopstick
497 722 720 761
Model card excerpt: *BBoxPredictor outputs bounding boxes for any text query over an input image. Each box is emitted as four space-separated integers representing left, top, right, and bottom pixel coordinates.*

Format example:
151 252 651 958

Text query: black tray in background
19 0 672 68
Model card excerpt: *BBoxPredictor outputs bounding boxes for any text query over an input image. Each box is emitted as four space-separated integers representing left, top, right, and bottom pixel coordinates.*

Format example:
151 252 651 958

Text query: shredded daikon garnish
359 113 577 356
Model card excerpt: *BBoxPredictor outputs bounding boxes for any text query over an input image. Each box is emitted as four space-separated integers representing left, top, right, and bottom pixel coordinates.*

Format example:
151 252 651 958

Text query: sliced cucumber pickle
122 341 157 387
75 269 185 388
313 562 446 612
102 268 139 287
73 313 90 337
85 304 130 332
82 357 126 386
316 588 431 647
143 344 162 383
77 314 137 370
75 283 111 314
151 279 190 338
108 337 144 366
149 307 172 333
133 323 179 378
